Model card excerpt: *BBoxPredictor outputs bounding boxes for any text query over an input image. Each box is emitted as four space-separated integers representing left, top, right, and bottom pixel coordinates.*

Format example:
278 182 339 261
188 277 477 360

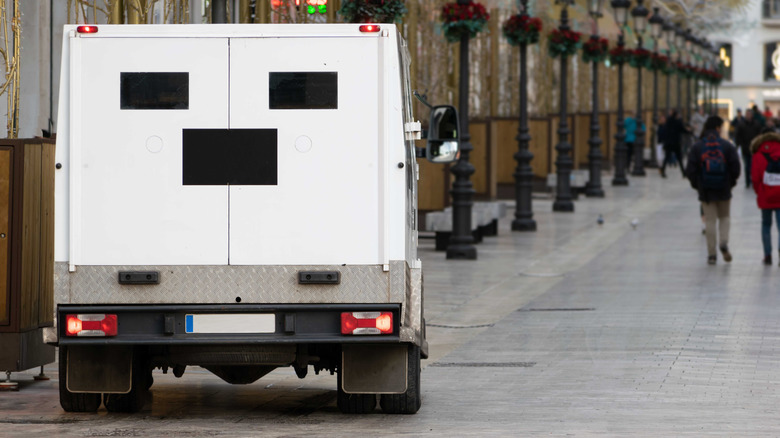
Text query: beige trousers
701 200 731 256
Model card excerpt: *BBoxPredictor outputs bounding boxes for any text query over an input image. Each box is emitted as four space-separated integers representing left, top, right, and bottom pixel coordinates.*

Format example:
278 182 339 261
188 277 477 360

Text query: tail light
359 25 380 33
65 314 118 337
76 25 98 34
341 311 393 335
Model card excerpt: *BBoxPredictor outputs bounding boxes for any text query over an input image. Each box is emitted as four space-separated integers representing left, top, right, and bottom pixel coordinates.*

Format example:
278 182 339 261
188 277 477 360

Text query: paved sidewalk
3 169 780 437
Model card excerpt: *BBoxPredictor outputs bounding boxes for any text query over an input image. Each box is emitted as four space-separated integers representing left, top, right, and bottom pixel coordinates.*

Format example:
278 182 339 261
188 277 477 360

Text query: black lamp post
702 39 710 114
447 0 477 260
684 29 693 125
611 0 631 186
675 25 685 121
512 0 537 231
552 0 575 212
663 20 675 121
692 37 700 113
647 7 664 169
630 0 649 177
585 0 606 198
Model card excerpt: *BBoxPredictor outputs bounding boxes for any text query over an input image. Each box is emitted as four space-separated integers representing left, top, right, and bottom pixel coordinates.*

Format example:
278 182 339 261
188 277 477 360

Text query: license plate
185 314 275 334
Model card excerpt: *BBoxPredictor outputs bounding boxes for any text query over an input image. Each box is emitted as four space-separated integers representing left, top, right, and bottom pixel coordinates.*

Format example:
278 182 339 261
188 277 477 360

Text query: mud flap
66 345 133 393
341 344 407 394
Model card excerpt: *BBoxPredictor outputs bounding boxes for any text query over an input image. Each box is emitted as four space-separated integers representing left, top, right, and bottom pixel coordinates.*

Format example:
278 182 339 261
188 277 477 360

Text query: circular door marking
146 135 164 153
295 135 312 153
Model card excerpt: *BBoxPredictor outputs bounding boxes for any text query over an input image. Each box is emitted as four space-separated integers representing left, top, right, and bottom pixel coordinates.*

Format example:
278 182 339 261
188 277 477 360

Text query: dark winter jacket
751 132 780 209
664 116 686 148
735 118 762 154
685 130 741 203
656 123 667 146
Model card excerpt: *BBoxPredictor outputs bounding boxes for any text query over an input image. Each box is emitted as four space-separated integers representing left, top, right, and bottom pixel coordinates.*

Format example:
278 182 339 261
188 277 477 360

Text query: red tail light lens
65 314 118 337
76 25 98 34
359 25 380 33
341 311 393 335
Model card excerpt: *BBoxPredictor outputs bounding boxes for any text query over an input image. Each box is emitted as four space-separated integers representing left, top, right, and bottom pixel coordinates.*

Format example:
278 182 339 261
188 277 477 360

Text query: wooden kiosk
0 139 56 388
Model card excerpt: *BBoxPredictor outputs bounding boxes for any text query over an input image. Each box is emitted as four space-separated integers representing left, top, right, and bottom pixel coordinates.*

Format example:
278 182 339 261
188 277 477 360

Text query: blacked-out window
182 129 277 186
269 72 337 109
121 72 189 110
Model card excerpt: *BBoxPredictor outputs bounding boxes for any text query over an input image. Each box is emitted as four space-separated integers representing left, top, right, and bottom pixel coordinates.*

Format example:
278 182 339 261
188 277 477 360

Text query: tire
336 367 376 414
103 349 150 413
58 346 101 413
380 344 421 414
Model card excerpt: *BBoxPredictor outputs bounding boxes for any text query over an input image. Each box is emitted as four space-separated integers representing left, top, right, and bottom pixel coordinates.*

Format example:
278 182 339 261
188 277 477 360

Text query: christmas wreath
547 28 582 58
675 62 694 78
581 36 609 63
338 0 407 23
628 48 652 69
647 52 669 72
440 1 490 43
502 14 542 46
608 46 631 65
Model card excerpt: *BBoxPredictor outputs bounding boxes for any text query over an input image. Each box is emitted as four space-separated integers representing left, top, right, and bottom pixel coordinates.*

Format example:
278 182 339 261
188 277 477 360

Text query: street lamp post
447 0 478 260
552 0 575 212
663 20 674 121
585 0 606 198
647 7 664 170
685 30 693 125
611 0 631 186
512 0 537 231
675 26 685 120
630 0 649 177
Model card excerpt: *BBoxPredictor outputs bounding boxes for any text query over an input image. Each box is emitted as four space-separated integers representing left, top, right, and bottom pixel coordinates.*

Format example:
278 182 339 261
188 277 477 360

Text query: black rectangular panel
182 129 277 186
269 72 337 109
120 72 189 110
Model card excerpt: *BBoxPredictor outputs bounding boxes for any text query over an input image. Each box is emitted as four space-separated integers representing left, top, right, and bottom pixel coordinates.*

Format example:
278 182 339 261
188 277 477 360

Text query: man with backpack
750 128 780 265
685 116 742 265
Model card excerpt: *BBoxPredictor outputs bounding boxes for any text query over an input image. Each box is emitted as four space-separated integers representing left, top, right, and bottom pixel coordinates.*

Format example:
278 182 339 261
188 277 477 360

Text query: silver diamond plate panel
57 263 393 305
400 265 423 345
389 260 405 303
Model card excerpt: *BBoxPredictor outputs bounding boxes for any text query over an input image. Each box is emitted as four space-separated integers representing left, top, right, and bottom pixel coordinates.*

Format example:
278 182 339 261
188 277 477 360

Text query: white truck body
53 24 429 414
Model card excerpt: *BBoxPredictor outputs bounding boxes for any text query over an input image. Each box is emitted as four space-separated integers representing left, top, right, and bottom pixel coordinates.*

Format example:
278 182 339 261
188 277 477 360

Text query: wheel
103 349 150 413
380 344 421 414
336 367 376 414
58 346 101 413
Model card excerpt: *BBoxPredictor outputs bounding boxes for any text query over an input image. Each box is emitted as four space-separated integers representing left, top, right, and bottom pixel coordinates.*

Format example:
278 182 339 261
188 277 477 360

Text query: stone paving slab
3 169 780 436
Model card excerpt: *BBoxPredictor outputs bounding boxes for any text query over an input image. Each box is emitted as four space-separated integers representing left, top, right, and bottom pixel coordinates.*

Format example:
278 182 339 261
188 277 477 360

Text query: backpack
699 136 728 190
762 152 780 204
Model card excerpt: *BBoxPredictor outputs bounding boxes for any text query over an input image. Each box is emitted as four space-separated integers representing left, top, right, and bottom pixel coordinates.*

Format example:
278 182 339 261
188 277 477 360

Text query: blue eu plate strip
185 314 193 333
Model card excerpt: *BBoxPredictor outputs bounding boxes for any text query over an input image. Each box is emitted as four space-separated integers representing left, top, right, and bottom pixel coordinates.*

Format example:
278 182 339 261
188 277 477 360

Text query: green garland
547 29 582 58
338 0 407 24
628 48 652 69
581 36 609 64
440 1 490 43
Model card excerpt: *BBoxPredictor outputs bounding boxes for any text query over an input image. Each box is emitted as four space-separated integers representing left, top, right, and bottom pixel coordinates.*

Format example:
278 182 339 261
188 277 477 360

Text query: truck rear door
228 37 381 266
73 37 229 265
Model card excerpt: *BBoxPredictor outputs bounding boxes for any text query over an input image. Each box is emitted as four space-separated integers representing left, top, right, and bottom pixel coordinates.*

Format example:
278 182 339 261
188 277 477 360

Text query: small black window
269 72 337 110
121 72 189 110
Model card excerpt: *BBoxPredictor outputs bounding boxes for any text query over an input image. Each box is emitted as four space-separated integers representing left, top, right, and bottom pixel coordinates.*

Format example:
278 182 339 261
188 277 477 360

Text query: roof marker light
359 25 380 33
76 26 98 34
341 311 393 335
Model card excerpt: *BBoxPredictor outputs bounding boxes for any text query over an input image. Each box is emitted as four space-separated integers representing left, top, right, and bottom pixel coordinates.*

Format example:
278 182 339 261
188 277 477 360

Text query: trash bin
0 139 56 378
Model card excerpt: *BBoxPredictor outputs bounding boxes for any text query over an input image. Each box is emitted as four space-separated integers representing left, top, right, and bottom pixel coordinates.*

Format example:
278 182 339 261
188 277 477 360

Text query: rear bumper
57 304 401 346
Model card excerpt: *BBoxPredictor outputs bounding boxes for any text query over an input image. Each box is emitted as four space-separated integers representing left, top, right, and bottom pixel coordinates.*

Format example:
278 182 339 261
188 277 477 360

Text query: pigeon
597 214 604 226
630 218 639 229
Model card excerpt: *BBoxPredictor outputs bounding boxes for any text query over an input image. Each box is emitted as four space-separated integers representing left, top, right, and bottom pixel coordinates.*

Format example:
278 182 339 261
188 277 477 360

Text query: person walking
691 107 707 140
624 110 636 172
656 112 667 172
735 109 762 188
750 128 780 265
685 116 741 265
662 110 686 178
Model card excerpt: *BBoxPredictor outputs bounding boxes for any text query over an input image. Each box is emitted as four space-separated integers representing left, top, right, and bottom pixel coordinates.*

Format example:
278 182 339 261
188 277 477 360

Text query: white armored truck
51 23 459 414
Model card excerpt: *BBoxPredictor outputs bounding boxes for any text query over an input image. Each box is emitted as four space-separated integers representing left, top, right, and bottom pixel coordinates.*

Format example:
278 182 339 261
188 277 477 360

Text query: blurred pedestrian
625 110 636 171
662 110 686 178
656 112 667 172
750 128 780 265
691 107 707 139
685 116 741 265
735 109 762 188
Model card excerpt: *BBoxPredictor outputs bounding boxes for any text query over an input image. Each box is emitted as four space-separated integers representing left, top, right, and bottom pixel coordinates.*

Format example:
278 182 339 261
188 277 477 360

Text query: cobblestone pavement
3 169 780 436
